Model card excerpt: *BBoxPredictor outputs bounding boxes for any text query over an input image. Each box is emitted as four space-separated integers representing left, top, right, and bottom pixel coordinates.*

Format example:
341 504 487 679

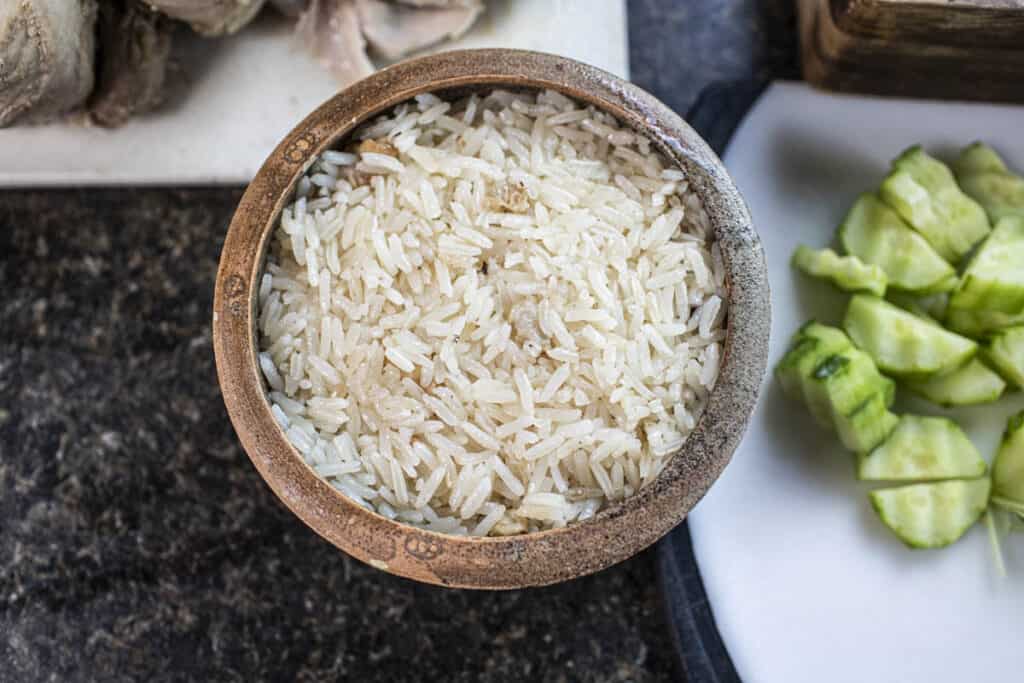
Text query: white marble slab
0 0 627 186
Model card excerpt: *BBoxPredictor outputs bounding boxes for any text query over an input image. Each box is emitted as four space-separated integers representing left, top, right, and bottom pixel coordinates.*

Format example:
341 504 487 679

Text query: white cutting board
0 0 626 186
689 81 1024 683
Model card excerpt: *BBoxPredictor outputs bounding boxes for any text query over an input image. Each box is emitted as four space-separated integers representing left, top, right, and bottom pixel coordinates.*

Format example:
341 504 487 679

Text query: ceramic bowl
213 49 769 589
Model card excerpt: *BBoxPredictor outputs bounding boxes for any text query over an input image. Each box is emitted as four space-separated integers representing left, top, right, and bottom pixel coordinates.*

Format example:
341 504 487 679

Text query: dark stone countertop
0 3 796 681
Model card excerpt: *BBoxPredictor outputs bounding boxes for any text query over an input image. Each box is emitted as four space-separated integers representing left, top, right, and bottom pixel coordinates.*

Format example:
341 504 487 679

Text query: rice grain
259 89 726 536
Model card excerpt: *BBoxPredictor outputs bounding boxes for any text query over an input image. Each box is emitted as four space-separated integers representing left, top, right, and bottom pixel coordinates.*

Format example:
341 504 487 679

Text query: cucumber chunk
839 194 956 293
947 216 1024 315
886 290 950 324
776 324 896 449
958 174 1024 224
993 412 1024 507
985 326 1024 388
804 349 896 439
836 393 899 454
870 478 991 549
792 245 887 296
879 146 991 263
904 358 1006 406
953 143 1024 222
789 323 858 414
945 306 1024 338
843 294 977 376
799 320 853 346
953 142 1010 176
776 324 854 423
777 337 823 400
806 348 895 417
859 415 987 481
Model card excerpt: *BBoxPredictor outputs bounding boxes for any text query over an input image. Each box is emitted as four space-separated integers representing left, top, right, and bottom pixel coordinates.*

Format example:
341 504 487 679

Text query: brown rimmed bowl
213 49 769 589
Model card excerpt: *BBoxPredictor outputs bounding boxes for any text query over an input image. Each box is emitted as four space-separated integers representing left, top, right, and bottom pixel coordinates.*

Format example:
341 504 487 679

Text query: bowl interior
213 49 769 589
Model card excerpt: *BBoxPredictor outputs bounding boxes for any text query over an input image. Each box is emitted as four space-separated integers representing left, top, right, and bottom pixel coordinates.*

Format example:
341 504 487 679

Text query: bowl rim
213 48 769 589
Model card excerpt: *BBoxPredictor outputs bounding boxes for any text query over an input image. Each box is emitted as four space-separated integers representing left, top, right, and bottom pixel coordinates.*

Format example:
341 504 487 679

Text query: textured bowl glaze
213 49 769 589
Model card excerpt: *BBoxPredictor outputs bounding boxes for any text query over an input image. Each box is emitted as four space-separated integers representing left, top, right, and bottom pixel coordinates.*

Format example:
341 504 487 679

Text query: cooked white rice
258 89 727 536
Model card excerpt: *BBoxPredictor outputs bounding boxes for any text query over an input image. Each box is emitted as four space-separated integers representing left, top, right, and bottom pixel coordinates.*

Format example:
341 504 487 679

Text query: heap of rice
258 89 726 536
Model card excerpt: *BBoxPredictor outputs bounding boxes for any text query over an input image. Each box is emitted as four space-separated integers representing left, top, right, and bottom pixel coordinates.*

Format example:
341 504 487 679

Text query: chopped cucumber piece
879 147 991 263
839 194 956 293
776 324 854 424
777 337 823 401
792 245 887 296
806 348 894 418
953 142 1010 176
958 174 1024 224
953 143 1024 222
776 325 896 450
886 290 950 324
804 348 896 441
947 216 1024 315
992 412 1024 507
945 306 1024 338
870 478 991 549
843 294 977 376
859 415 987 481
985 326 1024 388
836 393 899 454
797 321 852 346
904 358 1006 406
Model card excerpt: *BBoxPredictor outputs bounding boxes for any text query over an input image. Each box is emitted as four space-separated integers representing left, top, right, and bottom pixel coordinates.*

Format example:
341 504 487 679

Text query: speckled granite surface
0 3 797 681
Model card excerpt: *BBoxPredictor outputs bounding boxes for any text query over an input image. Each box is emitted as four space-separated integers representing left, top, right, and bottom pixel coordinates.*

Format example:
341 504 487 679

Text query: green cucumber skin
993 411 1024 506
776 323 895 450
807 350 892 440
837 394 898 454
776 325 855 425
776 338 818 399
813 354 849 380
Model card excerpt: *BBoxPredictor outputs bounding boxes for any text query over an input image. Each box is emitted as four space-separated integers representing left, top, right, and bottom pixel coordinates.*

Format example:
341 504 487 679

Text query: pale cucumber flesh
792 245 887 296
904 358 1006 407
993 412 1024 507
859 415 986 481
870 478 991 549
985 326 1024 388
843 294 977 376
945 306 1024 338
954 143 1024 222
947 216 1024 315
879 146 991 262
839 194 955 293
953 142 1009 176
